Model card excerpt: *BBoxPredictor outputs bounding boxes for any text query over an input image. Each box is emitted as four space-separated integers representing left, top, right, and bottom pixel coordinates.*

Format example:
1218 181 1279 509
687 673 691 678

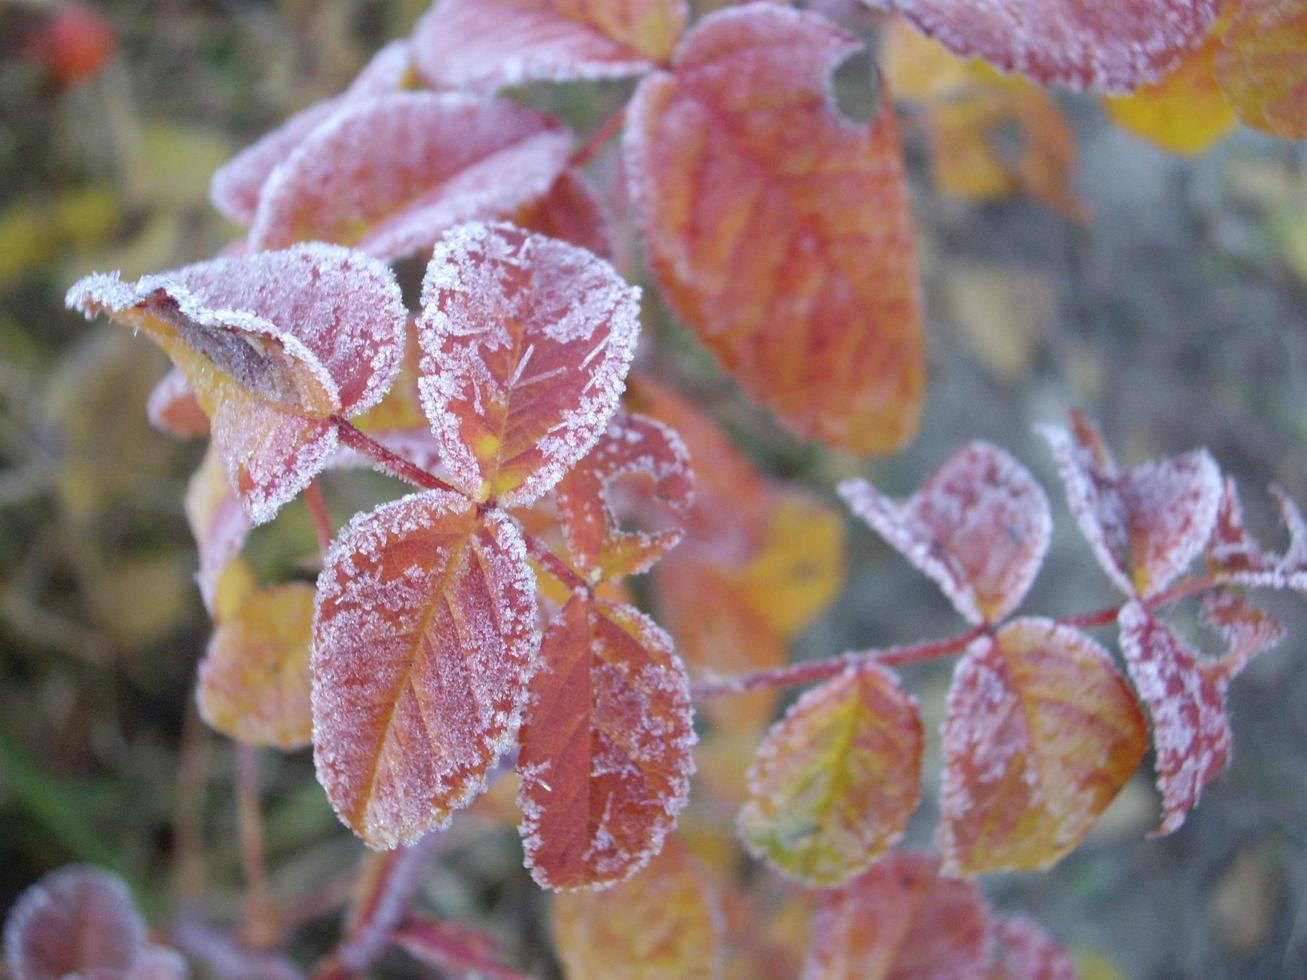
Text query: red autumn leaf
417 221 639 506
185 446 251 617
68 244 407 523
991 916 1078 980
209 39 412 225
552 836 722 978
894 0 1222 92
625 5 924 452
312 490 538 848
517 592 694 890
390 915 528 980
1039 415 1222 597
1214 0 1307 139
555 412 693 581
802 851 993 980
839 441 1050 626
1205 477 1307 591
1199 588 1285 689
146 368 207 438
248 92 572 260
1118 600 1242 836
515 170 617 260
939 618 1146 875
738 663 922 887
413 0 686 90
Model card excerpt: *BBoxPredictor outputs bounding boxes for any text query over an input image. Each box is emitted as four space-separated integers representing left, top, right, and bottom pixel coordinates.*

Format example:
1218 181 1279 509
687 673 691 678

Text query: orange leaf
1215 0 1307 139
413 0 686 90
895 0 1222 91
417 222 639 506
517 593 694 889
198 582 315 750
515 170 618 260
555 412 693 581
738 663 922 887
803 851 993 979
312 491 538 848
249 93 572 260
68 245 407 523
146 368 207 438
1106 8 1237 154
552 836 722 978
626 5 923 452
939 618 1147 874
185 445 252 617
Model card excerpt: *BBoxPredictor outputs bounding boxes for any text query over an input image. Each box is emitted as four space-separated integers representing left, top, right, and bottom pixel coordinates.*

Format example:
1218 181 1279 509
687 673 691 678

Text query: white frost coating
249 92 573 261
210 39 412 224
4 865 147 980
1118 601 1232 836
412 0 687 91
895 0 1221 93
1198 589 1284 687
311 490 539 849
995 916 1078 980
838 441 1050 625
185 445 253 615
1206 478 1307 592
417 221 641 507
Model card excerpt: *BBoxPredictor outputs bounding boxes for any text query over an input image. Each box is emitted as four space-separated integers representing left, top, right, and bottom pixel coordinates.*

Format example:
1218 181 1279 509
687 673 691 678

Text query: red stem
305 478 334 553
524 533 590 595
569 107 626 169
332 417 460 494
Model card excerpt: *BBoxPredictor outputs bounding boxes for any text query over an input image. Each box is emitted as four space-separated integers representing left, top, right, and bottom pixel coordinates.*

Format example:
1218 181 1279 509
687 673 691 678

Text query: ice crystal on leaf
893 0 1222 92
938 618 1146 875
555 411 693 582
625 4 923 452
991 916 1078 980
312 491 538 849
738 662 922 887
514 170 618 261
413 0 687 91
1039 415 1222 598
1204 477 1307 591
417 221 640 506
248 93 572 261
517 592 695 890
68 244 406 523
839 441 1050 625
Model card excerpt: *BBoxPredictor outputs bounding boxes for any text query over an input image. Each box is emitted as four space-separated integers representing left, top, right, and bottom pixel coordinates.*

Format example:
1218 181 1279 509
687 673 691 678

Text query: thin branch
524 532 590 596
332 417 460 494
235 744 277 951
569 107 626 170
305 478 335 553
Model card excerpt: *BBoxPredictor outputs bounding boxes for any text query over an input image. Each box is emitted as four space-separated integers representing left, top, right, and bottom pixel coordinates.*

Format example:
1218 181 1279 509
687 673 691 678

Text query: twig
235 744 277 951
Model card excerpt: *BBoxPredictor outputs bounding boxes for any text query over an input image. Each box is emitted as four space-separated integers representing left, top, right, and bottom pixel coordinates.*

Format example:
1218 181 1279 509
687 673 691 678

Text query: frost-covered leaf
186 445 253 616
198 582 315 750
801 851 993 980
210 40 412 225
1039 416 1222 597
839 442 1050 626
413 0 686 90
894 0 1222 92
417 221 639 506
312 490 538 848
1205 478 1307 591
515 170 617 260
739 663 922 887
991 916 1078 980
249 93 572 260
1118 601 1239 836
552 836 722 978
68 245 406 523
1215 0 1307 139
626 5 923 452
146 368 207 437
939 619 1146 875
517 592 694 890
1199 588 1284 688
1105 9 1236 155
555 412 693 581
390 916 528 980
3 865 183 980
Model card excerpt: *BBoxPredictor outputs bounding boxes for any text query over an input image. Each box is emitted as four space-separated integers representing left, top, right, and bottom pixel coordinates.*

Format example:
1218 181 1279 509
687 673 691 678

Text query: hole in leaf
604 470 680 540
831 48 881 125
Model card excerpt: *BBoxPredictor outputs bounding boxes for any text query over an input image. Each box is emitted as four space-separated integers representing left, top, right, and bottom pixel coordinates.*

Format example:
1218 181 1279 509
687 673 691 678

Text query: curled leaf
517 593 695 890
739 663 922 887
413 0 686 89
1205 477 1307 591
625 5 923 452
939 618 1146 875
249 92 572 260
839 441 1050 626
555 412 693 581
146 368 207 438
894 0 1222 91
417 221 640 506
312 491 538 848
